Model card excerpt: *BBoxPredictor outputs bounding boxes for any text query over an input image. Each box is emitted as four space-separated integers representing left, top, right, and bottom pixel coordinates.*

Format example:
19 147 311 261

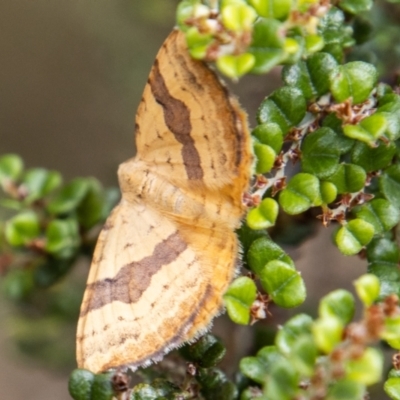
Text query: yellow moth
76 29 252 373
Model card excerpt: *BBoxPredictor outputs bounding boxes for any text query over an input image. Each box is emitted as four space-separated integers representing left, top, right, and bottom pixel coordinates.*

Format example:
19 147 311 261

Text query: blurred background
1 1 400 399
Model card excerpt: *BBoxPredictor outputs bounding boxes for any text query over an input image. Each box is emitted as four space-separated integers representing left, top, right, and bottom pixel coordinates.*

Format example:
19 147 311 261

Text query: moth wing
134 29 252 192
76 200 211 373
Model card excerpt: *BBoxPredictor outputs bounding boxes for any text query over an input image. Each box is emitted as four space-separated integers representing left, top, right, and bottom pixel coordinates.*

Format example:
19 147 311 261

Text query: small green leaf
354 274 380 307
345 347 383 385
319 289 355 325
259 260 306 307
45 219 80 259
335 219 374 256
329 62 377 104
312 316 344 353
5 211 40 246
22 168 62 203
304 34 325 53
0 154 24 185
301 127 341 179
248 18 285 74
290 335 317 377
282 52 338 100
252 122 283 153
47 178 90 215
320 181 338 204
327 164 366 194
248 0 291 19
246 198 279 230
223 277 257 325
379 165 400 208
91 372 115 400
264 358 299 400
180 335 226 368
279 173 322 215
276 314 314 355
384 377 400 400
355 199 400 234
216 53 256 78
240 346 281 384
351 141 396 172
253 142 276 174
247 236 294 275
339 0 373 14
258 87 306 134
382 316 400 348
343 113 387 145
68 369 94 400
221 3 257 31
185 26 213 59
326 380 365 400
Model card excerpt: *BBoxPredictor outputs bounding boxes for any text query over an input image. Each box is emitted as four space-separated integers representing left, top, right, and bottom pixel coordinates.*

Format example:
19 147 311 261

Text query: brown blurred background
0 1 397 399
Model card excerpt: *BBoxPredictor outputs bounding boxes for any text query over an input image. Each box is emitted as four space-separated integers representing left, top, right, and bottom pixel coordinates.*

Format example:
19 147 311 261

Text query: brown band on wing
149 59 203 180
80 231 187 317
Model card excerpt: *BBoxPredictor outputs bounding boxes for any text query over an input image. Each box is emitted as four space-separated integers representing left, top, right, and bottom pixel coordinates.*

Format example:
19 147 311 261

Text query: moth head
117 158 148 201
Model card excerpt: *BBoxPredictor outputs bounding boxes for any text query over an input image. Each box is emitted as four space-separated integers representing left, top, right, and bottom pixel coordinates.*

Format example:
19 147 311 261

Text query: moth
76 29 252 373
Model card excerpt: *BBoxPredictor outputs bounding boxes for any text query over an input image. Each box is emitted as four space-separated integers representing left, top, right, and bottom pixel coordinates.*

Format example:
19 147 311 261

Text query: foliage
2 0 400 399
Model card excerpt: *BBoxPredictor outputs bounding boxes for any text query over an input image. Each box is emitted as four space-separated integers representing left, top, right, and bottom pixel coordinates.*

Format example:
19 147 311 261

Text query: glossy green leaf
5 211 40 246
47 178 90 215
180 335 226 368
335 219 374 256
320 181 338 204
185 26 213 59
282 53 338 100
264 358 299 400
382 316 400 348
68 369 94 400
319 289 355 325
339 0 373 14
290 335 317 376
345 347 383 385
322 114 354 153
224 277 257 325
22 168 62 203
351 141 396 172
312 316 344 353
45 219 80 259
216 53 256 78
378 99 400 140
327 164 366 194
246 198 279 230
247 237 294 275
379 165 400 208
355 199 400 234
240 346 281 384
276 314 313 355
248 0 291 19
249 18 285 74
279 173 322 215
258 87 306 134
304 34 324 54
0 153 23 184
384 377 400 400
131 378 180 399
253 142 276 174
221 3 257 31
91 372 115 400
354 274 380 306
329 62 377 104
343 113 387 145
252 123 283 153
326 380 365 400
301 127 341 179
259 260 306 307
